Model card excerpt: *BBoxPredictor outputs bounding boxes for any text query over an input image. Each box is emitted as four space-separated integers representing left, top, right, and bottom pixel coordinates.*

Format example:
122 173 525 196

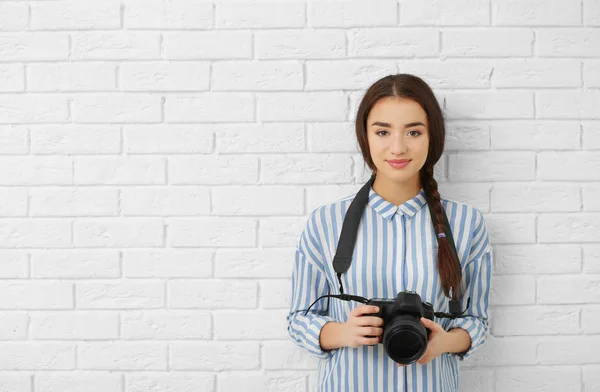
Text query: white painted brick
493 245 581 274
31 1 120 30
0 95 69 123
307 184 361 211
168 279 257 309
30 188 119 216
0 157 72 185
348 28 438 57
306 60 396 91
0 374 29 392
72 94 161 123
463 335 537 366
30 250 120 279
397 60 493 88
442 29 533 57
212 186 303 216
491 305 580 336
213 61 303 91
258 92 347 122
583 185 600 211
582 306 600 333
585 0 600 25
72 32 160 60
31 125 121 154
495 367 581 392
35 372 122 392
538 275 600 304
121 62 209 91
256 30 346 59
78 342 167 370
164 32 252 59
307 122 355 153
490 275 536 305
584 60 600 87
0 33 69 61
121 187 210 216
448 152 535 181
0 188 28 217
0 282 72 309
259 217 306 247
74 157 165 185
492 0 581 25
538 336 600 364
0 312 28 339
30 311 118 339
399 0 488 25
259 279 292 309
445 92 534 119
486 214 536 244
215 249 294 278
458 369 494 392
76 281 164 309
261 154 353 184
123 249 213 278
217 2 305 28
445 121 490 151
0 64 24 91
170 342 259 371
126 373 214 392
0 219 71 248
164 93 254 122
309 0 397 27
537 91 600 119
0 3 28 31
28 63 116 92
584 245 600 273
539 152 600 180
492 184 580 212
217 123 304 153
583 121 600 149
492 59 581 87
0 343 74 370
538 213 600 243
538 29 600 57
217 371 306 392
167 218 256 247
0 251 28 278
263 341 318 370
0 125 27 154
125 125 213 154
438 183 490 213
169 156 258 185
491 120 581 150
74 218 164 247
214 310 288 339
121 310 211 339
124 0 213 29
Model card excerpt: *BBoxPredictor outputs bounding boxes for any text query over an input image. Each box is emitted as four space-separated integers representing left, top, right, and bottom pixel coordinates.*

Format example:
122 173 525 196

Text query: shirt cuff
288 313 340 360
447 316 488 361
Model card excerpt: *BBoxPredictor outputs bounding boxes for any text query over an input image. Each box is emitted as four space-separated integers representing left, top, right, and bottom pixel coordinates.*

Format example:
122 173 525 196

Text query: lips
387 159 411 164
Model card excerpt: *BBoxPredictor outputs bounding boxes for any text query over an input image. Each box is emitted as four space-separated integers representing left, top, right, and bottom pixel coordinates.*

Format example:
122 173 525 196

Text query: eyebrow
370 121 426 128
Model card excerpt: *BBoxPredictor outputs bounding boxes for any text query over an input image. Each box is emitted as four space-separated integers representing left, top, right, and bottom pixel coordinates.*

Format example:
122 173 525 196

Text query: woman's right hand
342 305 385 348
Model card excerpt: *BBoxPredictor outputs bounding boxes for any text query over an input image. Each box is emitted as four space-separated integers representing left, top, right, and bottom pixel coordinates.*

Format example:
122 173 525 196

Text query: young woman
286 74 492 392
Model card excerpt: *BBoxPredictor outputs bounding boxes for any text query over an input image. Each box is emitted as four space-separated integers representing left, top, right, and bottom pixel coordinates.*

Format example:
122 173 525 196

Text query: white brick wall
0 0 598 391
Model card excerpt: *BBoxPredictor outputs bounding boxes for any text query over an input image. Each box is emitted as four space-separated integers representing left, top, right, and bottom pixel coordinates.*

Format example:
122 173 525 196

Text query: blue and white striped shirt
287 185 493 392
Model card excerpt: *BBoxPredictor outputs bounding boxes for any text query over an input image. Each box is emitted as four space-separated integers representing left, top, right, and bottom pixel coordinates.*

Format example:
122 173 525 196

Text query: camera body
361 291 436 365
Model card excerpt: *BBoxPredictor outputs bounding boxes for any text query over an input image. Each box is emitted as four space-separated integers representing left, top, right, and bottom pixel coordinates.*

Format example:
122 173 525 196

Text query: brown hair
355 73 462 301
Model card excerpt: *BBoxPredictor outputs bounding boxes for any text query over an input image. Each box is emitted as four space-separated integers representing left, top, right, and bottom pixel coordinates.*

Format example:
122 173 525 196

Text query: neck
371 172 422 206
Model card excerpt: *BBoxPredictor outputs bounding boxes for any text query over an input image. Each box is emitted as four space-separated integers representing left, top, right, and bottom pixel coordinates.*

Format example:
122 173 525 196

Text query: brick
349 28 438 57
538 275 600 304
584 60 600 87
261 154 353 184
492 0 581 25
263 341 318 370
259 217 306 247
0 251 28 278
124 0 213 29
583 121 600 149
0 95 69 123
31 125 121 154
256 30 346 59
582 306 600 334
74 218 164 247
397 60 493 89
538 213 600 243
0 64 24 91
30 250 120 278
0 281 72 309
537 92 600 119
169 156 258 185
72 32 160 60
443 29 533 57
164 94 254 122
121 187 210 216
167 218 256 247
78 342 167 370
217 2 305 28
539 152 600 180
0 33 68 60
164 32 252 59
259 279 292 309
31 1 120 29
309 0 397 27
35 373 122 392
0 343 74 370
491 305 580 336
448 152 535 181
30 311 119 339
399 0 488 25
74 157 165 185
76 282 165 309
583 185 600 211
584 246 600 273
0 188 28 217
217 123 304 153
0 3 28 31
28 63 116 92
126 373 214 392
0 312 28 339
463 336 536 366
212 187 303 216
124 124 212 154
213 61 303 91
214 310 288 339
123 249 213 278
217 372 306 392
538 336 600 364
492 184 580 212
490 120 581 150
583 366 600 392
458 369 494 392
215 249 294 278
170 342 259 371
444 121 490 151
538 29 600 57
493 245 581 274
495 367 581 392
585 0 600 25
30 188 119 216
120 62 209 91
306 60 396 90
258 92 347 122
168 279 257 309
492 59 581 87
306 184 361 211
0 219 71 248
445 92 534 119
121 310 211 339
72 94 161 123
490 275 536 305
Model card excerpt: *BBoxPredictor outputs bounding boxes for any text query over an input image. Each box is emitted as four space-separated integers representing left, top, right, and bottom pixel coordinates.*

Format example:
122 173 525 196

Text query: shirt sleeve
286 208 339 360
447 209 493 361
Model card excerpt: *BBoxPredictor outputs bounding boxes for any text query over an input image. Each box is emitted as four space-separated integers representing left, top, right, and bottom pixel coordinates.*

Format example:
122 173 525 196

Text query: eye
375 130 389 136
407 130 421 137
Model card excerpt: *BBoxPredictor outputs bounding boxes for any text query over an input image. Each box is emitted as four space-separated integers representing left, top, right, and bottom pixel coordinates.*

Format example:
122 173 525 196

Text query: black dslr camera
361 291 436 365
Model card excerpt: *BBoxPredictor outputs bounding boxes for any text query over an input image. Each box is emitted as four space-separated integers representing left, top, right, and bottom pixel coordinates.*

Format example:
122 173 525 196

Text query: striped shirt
287 185 493 392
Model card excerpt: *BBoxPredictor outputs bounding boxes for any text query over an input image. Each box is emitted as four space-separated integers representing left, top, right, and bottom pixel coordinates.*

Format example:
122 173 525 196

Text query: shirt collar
368 186 428 221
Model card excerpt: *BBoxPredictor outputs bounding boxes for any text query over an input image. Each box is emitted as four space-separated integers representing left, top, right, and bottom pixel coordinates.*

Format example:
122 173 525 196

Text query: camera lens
382 316 428 365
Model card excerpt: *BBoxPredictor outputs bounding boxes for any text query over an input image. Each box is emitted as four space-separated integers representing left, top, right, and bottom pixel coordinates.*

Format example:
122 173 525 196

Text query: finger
420 317 442 331
361 326 383 337
356 316 384 327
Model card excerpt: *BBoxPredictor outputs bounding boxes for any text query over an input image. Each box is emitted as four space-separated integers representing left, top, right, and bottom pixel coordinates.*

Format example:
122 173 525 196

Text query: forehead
367 97 428 127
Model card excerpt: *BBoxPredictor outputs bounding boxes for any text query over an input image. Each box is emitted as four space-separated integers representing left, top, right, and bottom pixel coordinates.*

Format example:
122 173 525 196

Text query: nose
390 133 408 155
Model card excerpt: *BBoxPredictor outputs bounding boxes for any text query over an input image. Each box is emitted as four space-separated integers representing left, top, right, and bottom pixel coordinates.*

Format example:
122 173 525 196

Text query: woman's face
366 97 430 184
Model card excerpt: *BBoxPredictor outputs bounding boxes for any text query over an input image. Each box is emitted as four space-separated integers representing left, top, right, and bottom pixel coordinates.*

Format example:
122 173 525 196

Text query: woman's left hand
397 317 449 367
